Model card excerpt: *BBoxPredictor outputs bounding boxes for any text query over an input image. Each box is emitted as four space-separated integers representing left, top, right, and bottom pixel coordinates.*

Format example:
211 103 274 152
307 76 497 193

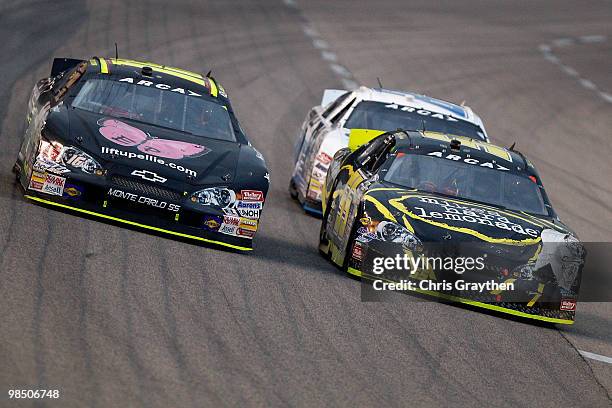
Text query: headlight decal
375 220 422 250
190 188 265 220
61 146 103 174
35 140 104 175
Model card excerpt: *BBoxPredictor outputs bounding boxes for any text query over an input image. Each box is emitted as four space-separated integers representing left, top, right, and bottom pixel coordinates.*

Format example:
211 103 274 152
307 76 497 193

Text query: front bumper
347 238 578 325
23 170 257 251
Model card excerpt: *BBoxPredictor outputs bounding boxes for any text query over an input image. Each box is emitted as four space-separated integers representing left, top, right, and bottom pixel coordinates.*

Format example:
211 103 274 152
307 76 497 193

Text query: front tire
288 178 298 199
318 204 331 259
341 215 361 275
318 180 339 259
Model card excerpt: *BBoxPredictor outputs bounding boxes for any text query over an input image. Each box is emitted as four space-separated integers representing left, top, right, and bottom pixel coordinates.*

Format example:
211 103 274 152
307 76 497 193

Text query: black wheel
318 180 339 259
288 178 298 199
12 161 21 183
318 202 331 259
341 215 362 275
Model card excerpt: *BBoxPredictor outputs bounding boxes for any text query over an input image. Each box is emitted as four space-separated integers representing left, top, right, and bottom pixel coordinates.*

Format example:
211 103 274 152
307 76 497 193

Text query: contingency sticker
41 173 66 196
28 171 46 192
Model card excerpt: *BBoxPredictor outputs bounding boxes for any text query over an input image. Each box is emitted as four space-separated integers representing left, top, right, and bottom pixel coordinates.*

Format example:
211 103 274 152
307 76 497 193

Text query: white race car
289 86 489 215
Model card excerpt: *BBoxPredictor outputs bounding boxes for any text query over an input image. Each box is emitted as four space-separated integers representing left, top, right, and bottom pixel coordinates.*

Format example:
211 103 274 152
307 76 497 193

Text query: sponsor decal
237 208 260 219
404 196 540 238
131 169 167 183
310 179 323 189
560 299 577 311
307 190 319 200
237 228 255 238
384 103 460 122
63 184 83 199
101 146 198 177
316 152 333 165
202 215 222 231
107 188 180 212
264 172 270 183
42 173 66 196
239 218 258 232
98 118 209 159
311 169 326 181
217 215 248 237
314 161 328 173
427 151 509 171
198 192 264 220
355 226 377 243
33 157 70 174
223 215 241 226
219 224 238 236
119 77 202 97
236 201 263 210
240 190 264 202
28 171 46 192
352 242 364 262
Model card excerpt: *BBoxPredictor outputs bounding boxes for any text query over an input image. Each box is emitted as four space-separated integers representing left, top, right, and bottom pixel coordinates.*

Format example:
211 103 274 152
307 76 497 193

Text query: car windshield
384 154 548 215
345 101 486 141
73 78 236 142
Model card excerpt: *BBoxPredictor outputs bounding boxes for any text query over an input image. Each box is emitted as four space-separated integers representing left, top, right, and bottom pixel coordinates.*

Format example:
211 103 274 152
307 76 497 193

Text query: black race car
14 57 269 251
319 130 585 324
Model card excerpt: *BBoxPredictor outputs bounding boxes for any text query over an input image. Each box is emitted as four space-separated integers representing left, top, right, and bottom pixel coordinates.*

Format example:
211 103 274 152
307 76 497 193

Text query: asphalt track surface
1 1 611 407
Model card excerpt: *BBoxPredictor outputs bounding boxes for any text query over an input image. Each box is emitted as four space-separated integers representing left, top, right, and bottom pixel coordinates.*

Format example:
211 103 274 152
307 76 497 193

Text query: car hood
362 186 583 291
56 108 241 184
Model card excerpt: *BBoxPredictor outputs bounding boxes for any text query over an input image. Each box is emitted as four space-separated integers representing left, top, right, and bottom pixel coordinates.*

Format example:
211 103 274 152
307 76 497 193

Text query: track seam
557 329 612 403
539 35 612 104
281 0 358 90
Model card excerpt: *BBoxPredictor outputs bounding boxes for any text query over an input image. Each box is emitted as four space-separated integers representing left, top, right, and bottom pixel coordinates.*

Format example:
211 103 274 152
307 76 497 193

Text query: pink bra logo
98 118 209 159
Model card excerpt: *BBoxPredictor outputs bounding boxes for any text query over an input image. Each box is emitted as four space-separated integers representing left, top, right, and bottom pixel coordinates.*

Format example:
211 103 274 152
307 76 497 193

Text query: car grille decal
111 176 181 201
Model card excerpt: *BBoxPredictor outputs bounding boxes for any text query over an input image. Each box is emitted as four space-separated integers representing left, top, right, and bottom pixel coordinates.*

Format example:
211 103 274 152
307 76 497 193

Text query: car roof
351 86 485 130
393 130 536 176
85 57 227 101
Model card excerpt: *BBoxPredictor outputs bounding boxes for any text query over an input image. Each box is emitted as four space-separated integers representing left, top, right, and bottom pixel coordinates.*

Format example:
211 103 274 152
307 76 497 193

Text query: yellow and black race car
319 129 585 324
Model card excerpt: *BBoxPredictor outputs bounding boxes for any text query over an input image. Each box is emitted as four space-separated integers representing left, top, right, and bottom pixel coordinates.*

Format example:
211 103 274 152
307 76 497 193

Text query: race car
13 57 269 251
289 86 488 215
319 130 585 324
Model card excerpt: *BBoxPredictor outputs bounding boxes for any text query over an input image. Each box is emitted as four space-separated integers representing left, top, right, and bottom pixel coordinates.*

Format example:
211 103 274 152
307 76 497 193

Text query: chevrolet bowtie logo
131 169 167 183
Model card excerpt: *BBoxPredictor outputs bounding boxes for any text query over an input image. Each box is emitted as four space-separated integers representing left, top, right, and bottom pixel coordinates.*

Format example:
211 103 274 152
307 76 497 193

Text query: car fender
306 127 349 199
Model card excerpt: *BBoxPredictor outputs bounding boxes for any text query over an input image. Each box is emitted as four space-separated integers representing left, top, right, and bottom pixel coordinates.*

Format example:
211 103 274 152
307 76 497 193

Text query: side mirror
348 128 385 151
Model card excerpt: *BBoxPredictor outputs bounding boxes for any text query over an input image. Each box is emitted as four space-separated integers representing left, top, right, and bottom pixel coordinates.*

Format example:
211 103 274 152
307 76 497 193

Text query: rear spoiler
320 89 346 107
51 57 85 77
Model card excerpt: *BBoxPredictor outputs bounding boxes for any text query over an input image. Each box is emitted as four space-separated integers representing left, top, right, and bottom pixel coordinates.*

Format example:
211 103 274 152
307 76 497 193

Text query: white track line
283 0 358 90
539 35 611 104
579 350 612 364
